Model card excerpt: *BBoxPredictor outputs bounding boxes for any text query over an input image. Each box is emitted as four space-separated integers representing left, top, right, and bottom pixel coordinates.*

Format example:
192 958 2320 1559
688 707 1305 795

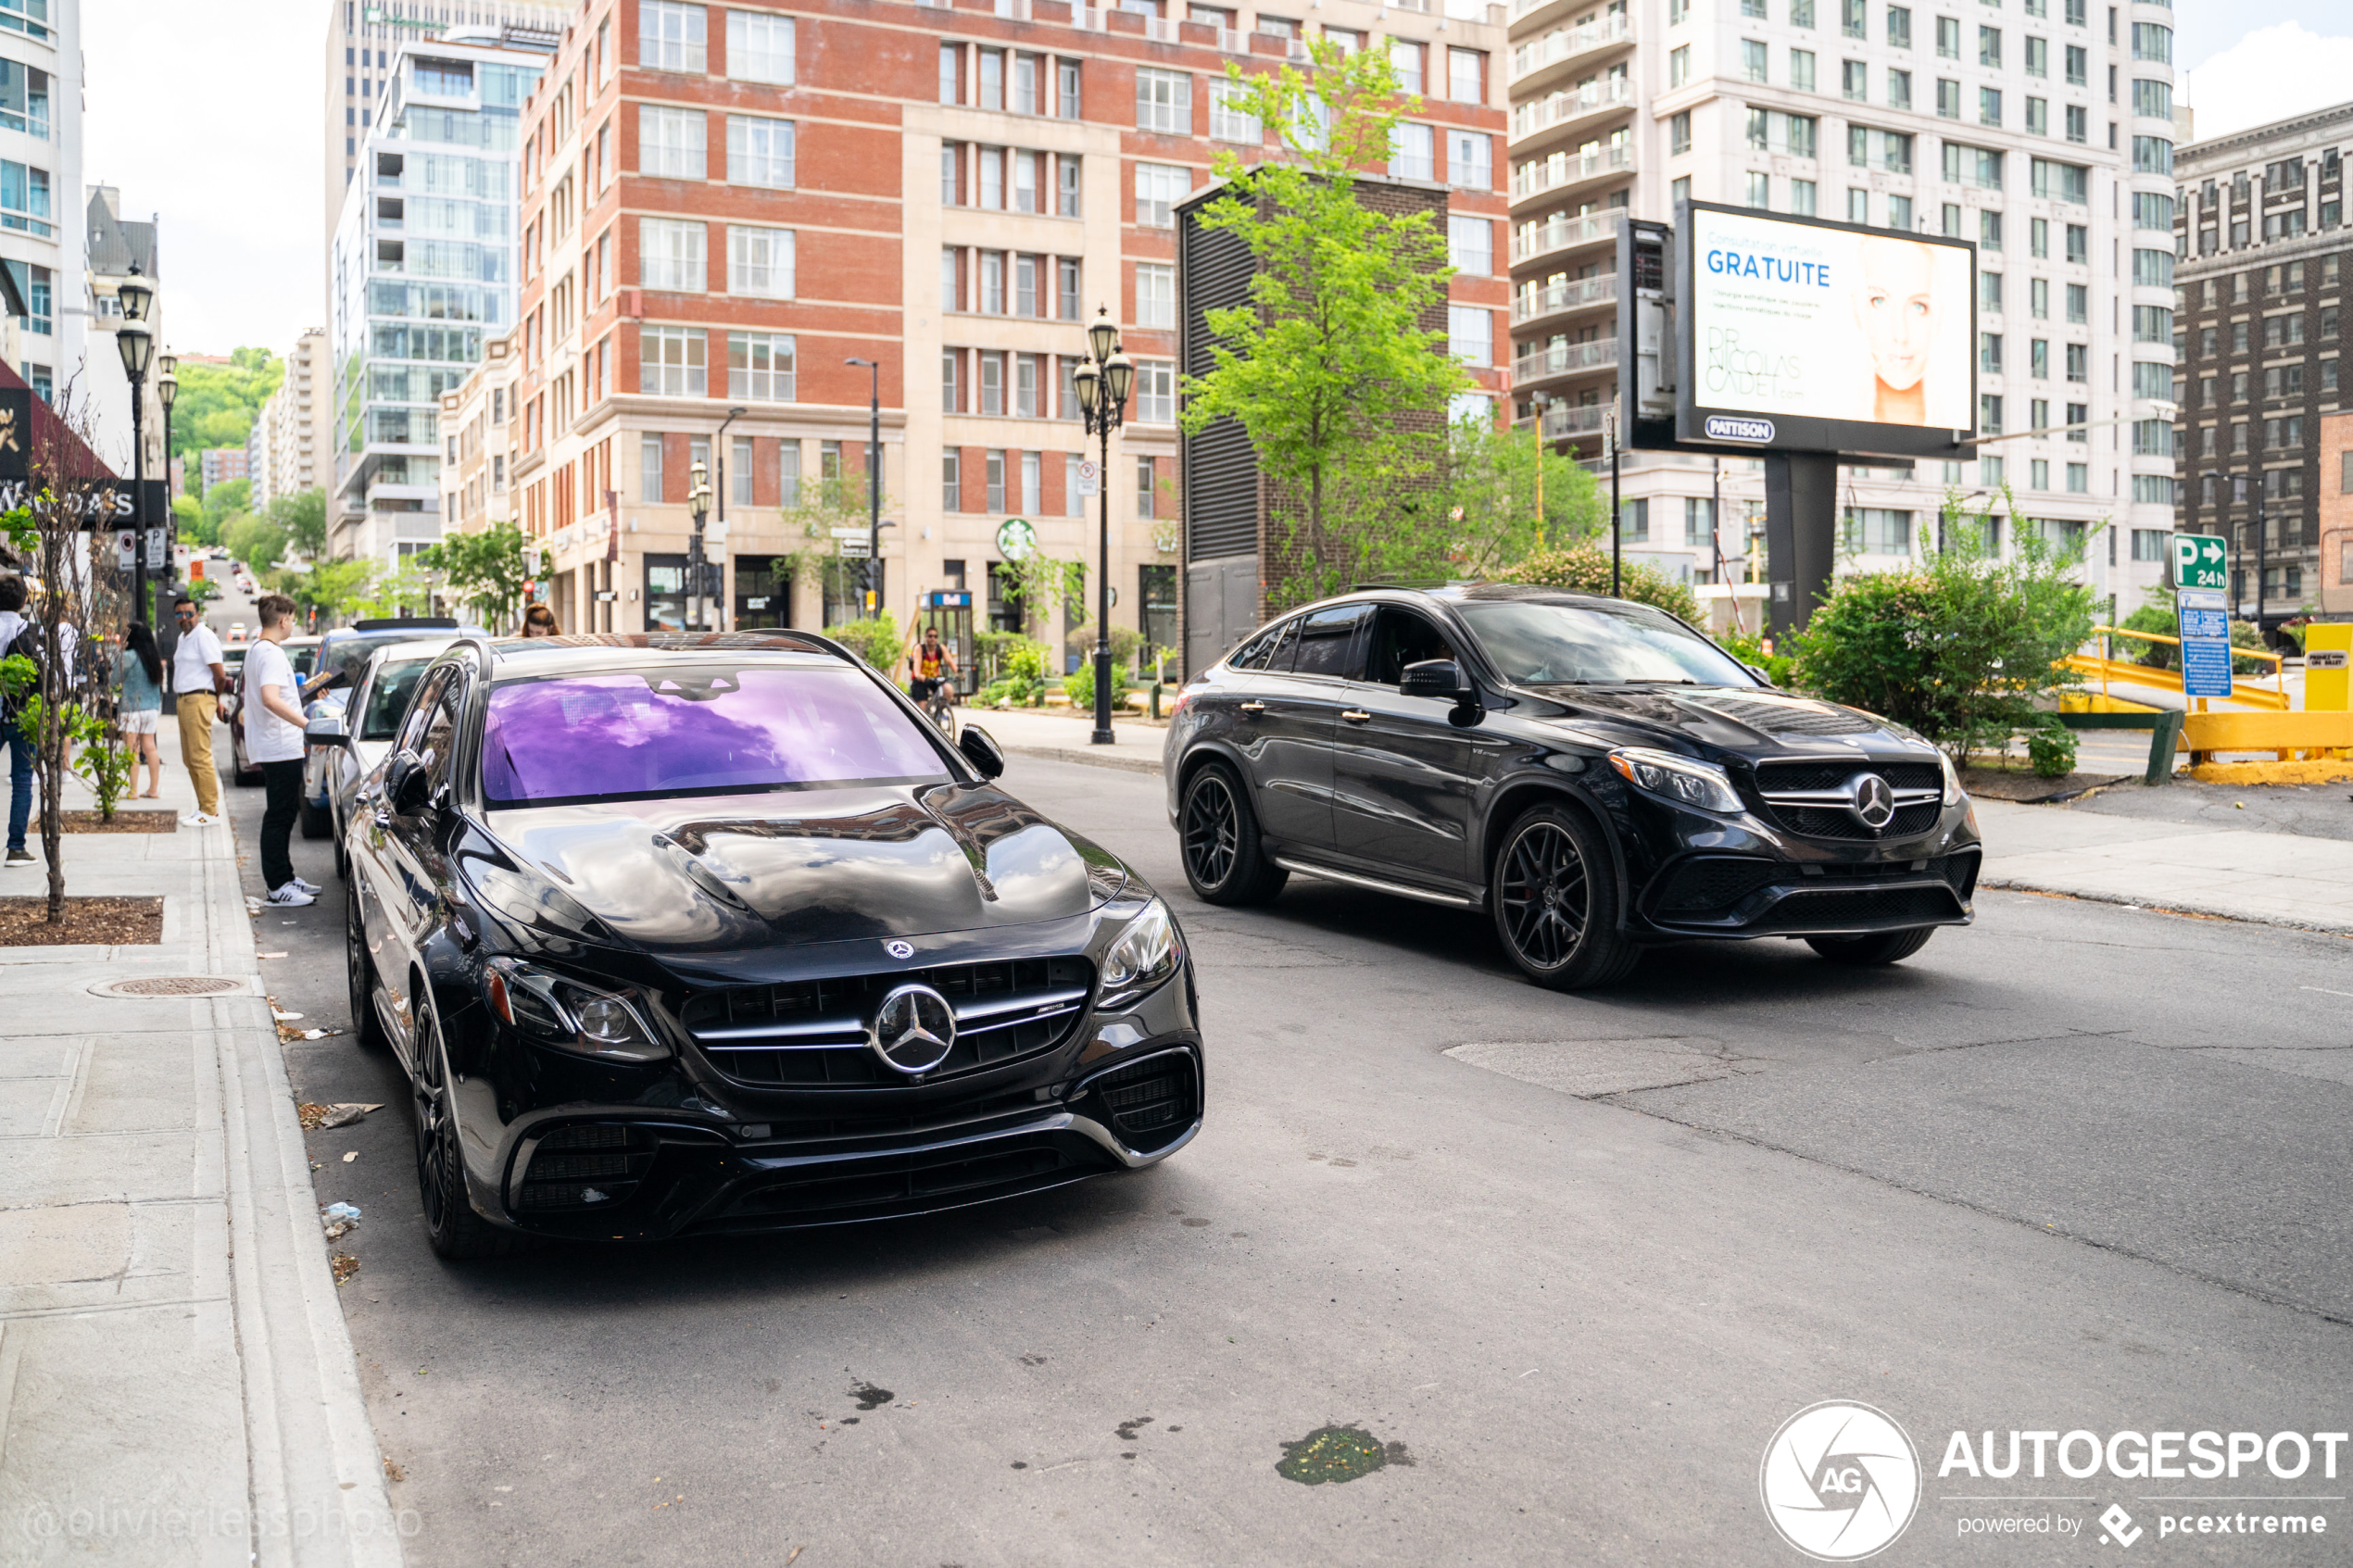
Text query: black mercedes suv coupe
325 633 1202 1257
1164 584 1980 990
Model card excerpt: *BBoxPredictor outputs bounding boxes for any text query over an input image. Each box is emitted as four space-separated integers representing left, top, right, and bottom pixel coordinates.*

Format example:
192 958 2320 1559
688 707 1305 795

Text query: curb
1979 875 2353 938
1001 743 1165 777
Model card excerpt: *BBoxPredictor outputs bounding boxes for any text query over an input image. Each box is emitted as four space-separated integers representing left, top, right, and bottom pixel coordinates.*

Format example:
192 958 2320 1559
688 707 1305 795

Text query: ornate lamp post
686 458 712 633
845 358 881 618
1072 307 1133 746
115 262 157 630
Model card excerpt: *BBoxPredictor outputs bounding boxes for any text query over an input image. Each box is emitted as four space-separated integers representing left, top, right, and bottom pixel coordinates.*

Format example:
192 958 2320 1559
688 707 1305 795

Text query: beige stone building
252 328 333 510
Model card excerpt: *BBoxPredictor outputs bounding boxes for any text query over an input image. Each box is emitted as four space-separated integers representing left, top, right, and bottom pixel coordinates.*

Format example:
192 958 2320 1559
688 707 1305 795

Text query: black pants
259 759 304 892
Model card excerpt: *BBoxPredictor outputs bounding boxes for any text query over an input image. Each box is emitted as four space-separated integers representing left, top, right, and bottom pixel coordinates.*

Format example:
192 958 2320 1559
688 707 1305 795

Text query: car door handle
373 810 392 829
1340 709 1372 723
1238 701 1267 714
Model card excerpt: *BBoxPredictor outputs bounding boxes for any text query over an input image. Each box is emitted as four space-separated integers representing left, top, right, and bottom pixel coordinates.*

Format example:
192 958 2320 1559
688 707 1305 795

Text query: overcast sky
78 0 2353 359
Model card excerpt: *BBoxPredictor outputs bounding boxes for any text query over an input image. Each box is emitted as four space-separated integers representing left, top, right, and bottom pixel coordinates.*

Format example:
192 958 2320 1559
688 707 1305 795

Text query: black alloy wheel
1806 928 1936 965
1491 804 1639 991
410 995 522 1260
1178 762 1287 906
344 878 390 1052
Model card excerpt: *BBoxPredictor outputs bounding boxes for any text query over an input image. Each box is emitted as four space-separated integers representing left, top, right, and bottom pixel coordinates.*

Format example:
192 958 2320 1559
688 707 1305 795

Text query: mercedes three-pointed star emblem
1848 772 1895 830
869 984 958 1075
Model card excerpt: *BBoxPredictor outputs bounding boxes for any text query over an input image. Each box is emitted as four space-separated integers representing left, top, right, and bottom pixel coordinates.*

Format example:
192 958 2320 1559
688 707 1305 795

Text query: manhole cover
89 975 251 998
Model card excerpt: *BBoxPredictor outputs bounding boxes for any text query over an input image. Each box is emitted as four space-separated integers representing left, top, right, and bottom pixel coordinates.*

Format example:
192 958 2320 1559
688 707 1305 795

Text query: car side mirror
1401 659 1485 728
1743 662 1776 687
957 725 1006 780
386 748 433 815
304 714 350 749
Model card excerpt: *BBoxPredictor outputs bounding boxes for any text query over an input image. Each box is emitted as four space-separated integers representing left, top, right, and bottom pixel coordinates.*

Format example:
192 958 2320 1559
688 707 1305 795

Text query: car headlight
1606 747 1744 815
1100 898 1182 1003
1937 746 1967 807
484 958 669 1063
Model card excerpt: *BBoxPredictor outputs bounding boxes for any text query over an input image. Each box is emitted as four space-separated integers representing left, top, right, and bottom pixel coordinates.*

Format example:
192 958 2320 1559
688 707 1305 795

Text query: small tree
1500 542 1705 624
420 522 529 630
1441 416 1610 576
1180 40 1471 611
267 488 329 561
1789 492 2093 759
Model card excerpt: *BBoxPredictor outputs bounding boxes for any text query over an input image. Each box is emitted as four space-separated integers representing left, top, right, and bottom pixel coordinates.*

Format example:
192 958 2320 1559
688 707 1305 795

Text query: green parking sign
2173 533 2228 592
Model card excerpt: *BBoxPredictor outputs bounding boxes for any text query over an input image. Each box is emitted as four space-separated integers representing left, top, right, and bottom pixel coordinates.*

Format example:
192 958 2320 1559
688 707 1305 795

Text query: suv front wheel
1491 803 1640 991
1178 762 1288 906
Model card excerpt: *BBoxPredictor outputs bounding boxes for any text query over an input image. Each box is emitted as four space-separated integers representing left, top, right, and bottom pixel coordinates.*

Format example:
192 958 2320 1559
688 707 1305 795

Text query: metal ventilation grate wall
1179 205 1260 564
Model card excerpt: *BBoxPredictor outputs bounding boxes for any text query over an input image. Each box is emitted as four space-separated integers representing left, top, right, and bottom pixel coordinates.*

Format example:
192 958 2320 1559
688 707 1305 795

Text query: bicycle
917 680 958 743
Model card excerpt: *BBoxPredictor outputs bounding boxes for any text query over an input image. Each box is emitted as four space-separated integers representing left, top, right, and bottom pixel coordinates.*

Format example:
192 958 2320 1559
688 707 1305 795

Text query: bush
2025 716 2078 779
1788 498 2092 759
1498 543 1703 625
824 613 901 673
1064 621 1144 670
1063 662 1095 711
979 642 1051 708
1715 626 1794 688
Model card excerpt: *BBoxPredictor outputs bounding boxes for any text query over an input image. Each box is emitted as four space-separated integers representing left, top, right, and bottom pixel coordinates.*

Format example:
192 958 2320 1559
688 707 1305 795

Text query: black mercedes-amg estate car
323 633 1200 1257
1164 584 1980 990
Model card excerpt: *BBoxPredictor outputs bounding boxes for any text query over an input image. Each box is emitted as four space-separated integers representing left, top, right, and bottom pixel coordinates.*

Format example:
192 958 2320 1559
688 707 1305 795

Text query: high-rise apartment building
200 446 249 490
510 0 1506 645
330 31 552 571
1508 0 2176 615
2171 101 2349 629
252 328 334 509
0 0 82 409
324 0 568 260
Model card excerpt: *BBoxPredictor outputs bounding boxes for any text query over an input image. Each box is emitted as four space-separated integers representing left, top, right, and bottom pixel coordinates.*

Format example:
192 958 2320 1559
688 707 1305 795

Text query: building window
1447 130 1492 192
1843 508 1913 554
1391 39 1424 95
1449 215 1491 275
939 42 960 105
1888 6 1911 47
1014 353 1040 417
1888 193 1913 230
1137 262 1176 328
640 0 707 72
1669 111 1691 156
986 449 1005 513
728 332 795 400
1788 47 1815 90
1058 154 1082 217
1137 456 1158 520
639 106 705 178
1842 0 1866 37
1448 46 1484 103
1135 362 1176 423
1669 45 1691 88
1747 171 1771 209
1980 271 2002 313
979 351 1004 415
640 218 706 291
726 116 795 188
1935 14 1958 56
726 226 793 297
1020 450 1041 514
1058 257 1082 320
1390 123 1434 182
1888 69 1911 109
1792 179 1818 216
1449 306 1491 366
1209 80 1260 144
641 327 707 396
942 349 963 412
2066 282 2087 321
726 11 794 83
1136 162 1189 227
640 433 665 502
2065 342 2088 381
1058 58 1081 118
1979 86 2002 126
1136 68 1189 133
943 451 962 511
1843 59 1867 100
1741 40 1768 82
0 61 48 139
2067 463 2089 493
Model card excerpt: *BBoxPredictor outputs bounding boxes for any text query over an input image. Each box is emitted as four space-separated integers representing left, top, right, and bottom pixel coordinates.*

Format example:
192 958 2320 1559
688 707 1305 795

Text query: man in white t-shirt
244 595 320 907
170 596 228 824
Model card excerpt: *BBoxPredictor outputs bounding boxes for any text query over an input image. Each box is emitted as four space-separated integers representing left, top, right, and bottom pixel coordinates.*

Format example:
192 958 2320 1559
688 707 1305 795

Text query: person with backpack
0 574 33 868
116 622 165 798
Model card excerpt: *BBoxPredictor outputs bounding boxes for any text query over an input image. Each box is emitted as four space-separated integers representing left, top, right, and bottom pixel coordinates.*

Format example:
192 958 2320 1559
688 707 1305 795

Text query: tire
1178 761 1289 906
931 701 958 745
410 993 524 1260
344 878 391 1053
1491 802 1641 991
299 797 332 840
1806 927 1936 966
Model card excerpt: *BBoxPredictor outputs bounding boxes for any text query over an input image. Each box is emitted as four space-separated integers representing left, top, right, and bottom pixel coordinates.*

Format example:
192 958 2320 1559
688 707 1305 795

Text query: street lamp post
845 358 881 619
711 404 747 632
1073 307 1132 746
115 262 157 629
686 459 712 633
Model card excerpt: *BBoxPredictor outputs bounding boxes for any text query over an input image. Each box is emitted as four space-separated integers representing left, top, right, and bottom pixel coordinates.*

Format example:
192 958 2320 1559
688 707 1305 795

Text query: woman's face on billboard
1854 238 1940 392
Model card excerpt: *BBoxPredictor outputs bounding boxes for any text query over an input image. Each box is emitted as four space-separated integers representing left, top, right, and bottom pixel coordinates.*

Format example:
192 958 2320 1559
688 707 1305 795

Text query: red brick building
507 0 1506 663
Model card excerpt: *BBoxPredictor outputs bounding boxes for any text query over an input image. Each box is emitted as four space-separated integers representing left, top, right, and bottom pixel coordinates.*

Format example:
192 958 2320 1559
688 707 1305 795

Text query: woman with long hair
117 621 165 798
522 603 560 637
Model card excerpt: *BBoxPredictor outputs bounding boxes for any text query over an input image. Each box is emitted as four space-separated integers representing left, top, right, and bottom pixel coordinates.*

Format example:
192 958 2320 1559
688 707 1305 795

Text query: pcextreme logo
1761 1401 1923 1561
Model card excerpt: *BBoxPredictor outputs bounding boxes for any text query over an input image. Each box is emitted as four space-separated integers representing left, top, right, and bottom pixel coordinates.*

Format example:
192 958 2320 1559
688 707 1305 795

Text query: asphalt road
229 747 2353 1567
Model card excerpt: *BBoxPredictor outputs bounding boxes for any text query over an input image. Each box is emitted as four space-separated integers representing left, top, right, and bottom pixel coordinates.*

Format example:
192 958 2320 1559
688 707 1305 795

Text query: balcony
1511 142 1634 203
1511 208 1621 266
1510 75 1634 149
1535 404 1611 441
1509 10 1632 92
1512 337 1619 382
1511 272 1617 326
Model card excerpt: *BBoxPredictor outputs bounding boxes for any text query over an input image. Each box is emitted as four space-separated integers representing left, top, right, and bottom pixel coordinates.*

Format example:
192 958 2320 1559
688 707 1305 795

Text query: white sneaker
292 876 322 896
266 883 316 907
180 812 220 827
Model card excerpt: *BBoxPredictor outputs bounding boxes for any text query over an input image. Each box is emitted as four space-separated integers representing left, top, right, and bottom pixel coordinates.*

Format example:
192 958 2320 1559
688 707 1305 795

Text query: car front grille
1080 1051 1201 1155
1753 885 1963 931
1754 761 1943 795
513 1123 659 1210
1654 857 1784 913
682 956 1095 1088
1766 801 1945 841
713 1135 1082 1223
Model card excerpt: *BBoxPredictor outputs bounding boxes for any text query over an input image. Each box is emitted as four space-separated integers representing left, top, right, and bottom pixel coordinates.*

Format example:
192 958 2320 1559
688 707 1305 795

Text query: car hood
472 781 1129 955
1520 684 1937 762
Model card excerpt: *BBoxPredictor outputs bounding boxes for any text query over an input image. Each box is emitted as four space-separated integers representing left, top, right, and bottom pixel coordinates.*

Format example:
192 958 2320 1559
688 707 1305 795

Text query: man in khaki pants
170 595 227 824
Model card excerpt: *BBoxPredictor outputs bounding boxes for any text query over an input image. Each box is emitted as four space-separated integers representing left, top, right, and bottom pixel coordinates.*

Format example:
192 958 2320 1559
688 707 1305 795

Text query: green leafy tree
1180 40 1471 611
267 557 377 624
220 510 288 575
171 493 210 546
200 476 251 541
1501 542 1705 624
169 348 282 464
354 558 441 620
1788 492 2094 759
420 523 530 630
1441 417 1610 577
266 488 329 561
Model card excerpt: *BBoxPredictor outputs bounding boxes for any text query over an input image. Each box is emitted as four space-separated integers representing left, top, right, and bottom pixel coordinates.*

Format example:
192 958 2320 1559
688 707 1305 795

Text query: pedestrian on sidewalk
0 573 36 869
170 595 227 826
522 602 560 636
245 595 320 908
116 621 166 798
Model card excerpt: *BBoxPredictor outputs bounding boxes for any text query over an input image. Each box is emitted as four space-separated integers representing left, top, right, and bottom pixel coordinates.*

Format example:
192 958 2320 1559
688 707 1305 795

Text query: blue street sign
2177 587 2233 698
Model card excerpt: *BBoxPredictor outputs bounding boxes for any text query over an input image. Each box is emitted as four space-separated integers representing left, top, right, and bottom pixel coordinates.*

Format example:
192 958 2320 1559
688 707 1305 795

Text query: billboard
1673 203 1976 458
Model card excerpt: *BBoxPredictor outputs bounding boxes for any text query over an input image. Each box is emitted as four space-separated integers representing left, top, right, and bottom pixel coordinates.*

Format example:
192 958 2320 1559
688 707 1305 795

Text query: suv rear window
481 664 949 807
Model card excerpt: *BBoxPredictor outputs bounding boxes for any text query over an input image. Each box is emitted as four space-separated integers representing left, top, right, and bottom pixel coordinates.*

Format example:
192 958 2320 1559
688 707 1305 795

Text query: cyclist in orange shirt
906 625 958 709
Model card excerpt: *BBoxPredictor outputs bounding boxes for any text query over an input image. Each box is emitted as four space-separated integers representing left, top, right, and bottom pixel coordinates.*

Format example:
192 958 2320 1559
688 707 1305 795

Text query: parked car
1163 583 1980 990
327 632 1201 1257
300 637 452 855
226 634 320 786
226 621 248 645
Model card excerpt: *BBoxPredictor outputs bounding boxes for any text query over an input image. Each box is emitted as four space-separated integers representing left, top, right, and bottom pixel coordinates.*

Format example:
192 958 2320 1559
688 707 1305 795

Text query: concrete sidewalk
959 702 1169 774
1974 796 2353 935
0 726 400 1565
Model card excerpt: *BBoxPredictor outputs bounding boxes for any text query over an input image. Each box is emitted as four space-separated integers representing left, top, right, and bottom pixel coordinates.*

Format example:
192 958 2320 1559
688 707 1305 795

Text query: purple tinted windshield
481 666 947 805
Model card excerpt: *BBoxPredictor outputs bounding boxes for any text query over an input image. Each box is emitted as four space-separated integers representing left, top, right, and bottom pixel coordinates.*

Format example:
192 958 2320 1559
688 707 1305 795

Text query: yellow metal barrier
2062 623 2290 713
2180 709 2353 760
